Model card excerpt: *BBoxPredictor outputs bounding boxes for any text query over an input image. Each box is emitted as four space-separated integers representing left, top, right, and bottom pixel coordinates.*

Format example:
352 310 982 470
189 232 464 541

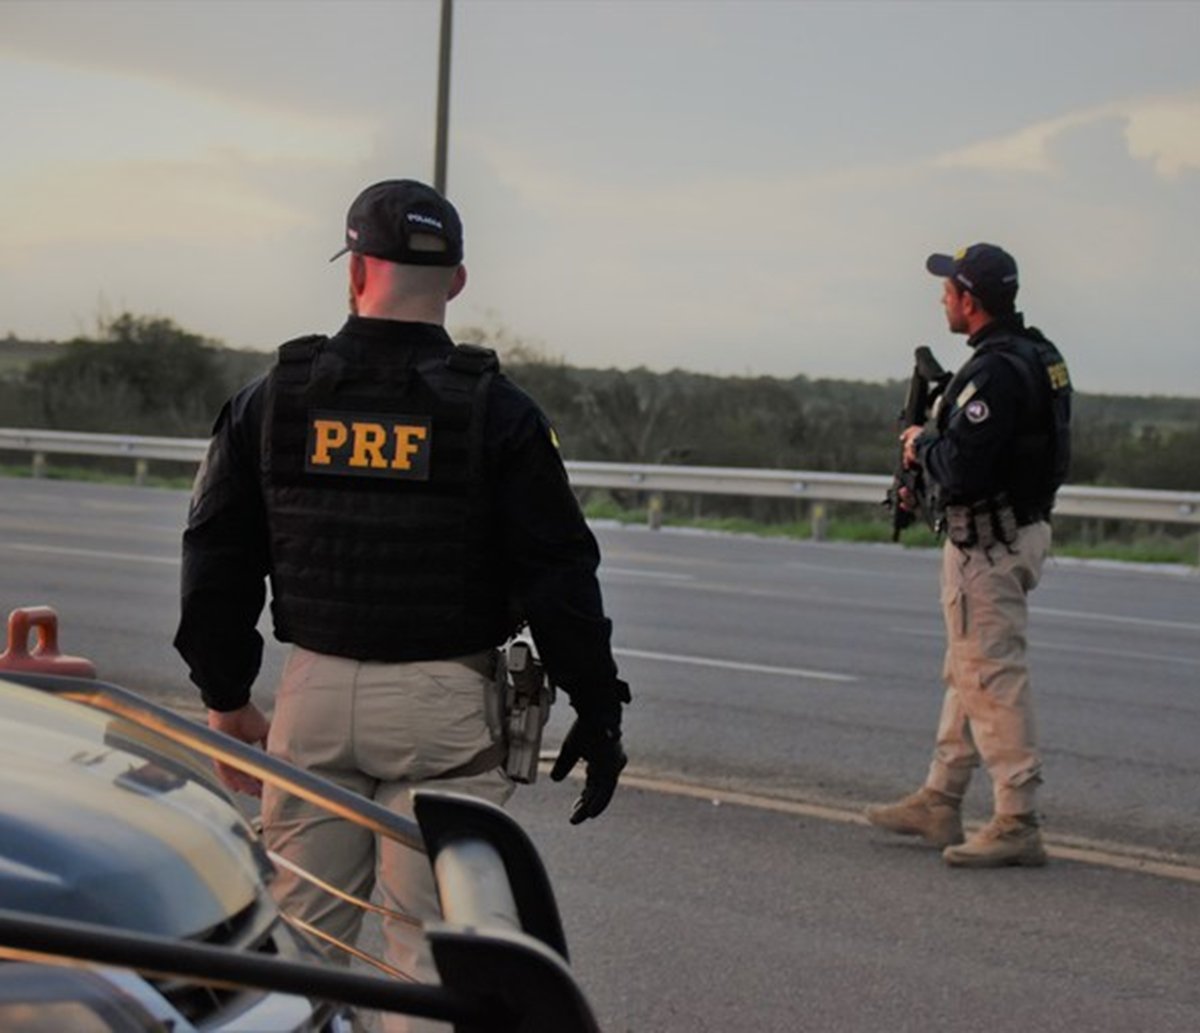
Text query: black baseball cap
926 242 1018 310
329 179 464 267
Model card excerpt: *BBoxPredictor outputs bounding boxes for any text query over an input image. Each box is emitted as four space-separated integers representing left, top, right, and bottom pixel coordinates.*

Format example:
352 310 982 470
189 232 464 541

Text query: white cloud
1122 94 1200 179
931 91 1200 180
0 57 376 262
3 158 313 252
0 58 374 166
931 114 1085 175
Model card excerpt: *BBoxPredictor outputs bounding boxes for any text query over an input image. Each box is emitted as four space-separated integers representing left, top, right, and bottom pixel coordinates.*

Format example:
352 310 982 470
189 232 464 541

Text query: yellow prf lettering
310 420 348 465
391 425 429 470
349 422 389 468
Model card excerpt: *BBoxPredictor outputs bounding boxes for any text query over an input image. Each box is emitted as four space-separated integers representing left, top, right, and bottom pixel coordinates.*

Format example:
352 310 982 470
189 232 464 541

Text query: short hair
950 279 1016 317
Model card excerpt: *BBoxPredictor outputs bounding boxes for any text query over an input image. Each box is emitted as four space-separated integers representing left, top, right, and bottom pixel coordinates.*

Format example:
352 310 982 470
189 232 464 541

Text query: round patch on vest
964 399 990 424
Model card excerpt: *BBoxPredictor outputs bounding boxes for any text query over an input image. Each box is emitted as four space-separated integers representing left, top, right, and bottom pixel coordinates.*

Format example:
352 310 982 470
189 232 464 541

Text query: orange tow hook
0 605 97 678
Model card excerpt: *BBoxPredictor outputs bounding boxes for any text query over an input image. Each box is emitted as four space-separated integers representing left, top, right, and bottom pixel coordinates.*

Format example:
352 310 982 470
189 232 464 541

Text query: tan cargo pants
924 521 1051 816
262 646 513 1033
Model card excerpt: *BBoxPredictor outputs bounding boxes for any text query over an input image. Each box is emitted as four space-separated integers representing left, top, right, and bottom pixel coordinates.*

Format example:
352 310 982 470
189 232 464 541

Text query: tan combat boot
942 813 1047 868
864 787 964 848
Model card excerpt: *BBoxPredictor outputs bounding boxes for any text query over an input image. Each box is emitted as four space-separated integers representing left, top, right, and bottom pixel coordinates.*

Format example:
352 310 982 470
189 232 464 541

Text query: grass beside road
580 497 1199 567
0 461 194 491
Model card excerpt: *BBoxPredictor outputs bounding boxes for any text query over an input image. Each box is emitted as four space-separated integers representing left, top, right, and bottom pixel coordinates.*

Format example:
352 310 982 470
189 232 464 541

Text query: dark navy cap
330 179 463 267
926 242 1018 310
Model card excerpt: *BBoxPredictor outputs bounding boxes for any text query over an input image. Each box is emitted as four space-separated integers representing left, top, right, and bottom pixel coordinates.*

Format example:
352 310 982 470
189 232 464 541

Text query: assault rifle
885 345 950 540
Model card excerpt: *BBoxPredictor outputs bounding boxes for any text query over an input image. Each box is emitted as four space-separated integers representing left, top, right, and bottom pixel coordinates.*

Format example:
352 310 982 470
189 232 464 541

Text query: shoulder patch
964 399 990 424
955 381 978 409
1047 361 1071 391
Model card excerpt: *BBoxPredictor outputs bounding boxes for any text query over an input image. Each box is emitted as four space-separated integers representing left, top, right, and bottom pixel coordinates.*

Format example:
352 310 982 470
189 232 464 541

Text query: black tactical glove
549 716 628 825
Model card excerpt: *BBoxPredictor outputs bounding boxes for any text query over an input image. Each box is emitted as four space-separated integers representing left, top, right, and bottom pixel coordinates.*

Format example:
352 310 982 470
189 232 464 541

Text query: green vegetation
0 461 195 491
2 314 1196 566
0 316 271 436
578 496 1196 566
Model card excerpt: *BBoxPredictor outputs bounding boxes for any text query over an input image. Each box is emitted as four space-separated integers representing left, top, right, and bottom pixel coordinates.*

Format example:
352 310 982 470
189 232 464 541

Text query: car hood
0 678 272 939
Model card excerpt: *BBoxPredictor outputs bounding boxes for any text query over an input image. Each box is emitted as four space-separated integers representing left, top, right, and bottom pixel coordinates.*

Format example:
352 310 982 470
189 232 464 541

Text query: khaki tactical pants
262 646 513 1033
925 521 1051 816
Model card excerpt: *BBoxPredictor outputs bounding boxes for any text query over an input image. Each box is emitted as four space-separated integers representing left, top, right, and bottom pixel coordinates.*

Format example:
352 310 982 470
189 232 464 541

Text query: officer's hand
550 717 628 825
207 703 271 798
900 425 924 469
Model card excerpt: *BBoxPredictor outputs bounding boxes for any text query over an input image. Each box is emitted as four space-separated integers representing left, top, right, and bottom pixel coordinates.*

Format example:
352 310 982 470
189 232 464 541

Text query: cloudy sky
2 0 1197 395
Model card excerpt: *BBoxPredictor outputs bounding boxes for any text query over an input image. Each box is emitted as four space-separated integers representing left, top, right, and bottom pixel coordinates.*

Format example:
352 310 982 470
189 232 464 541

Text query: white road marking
785 561 927 581
892 625 1200 667
614 647 856 683
1031 605 1199 634
602 567 696 581
3 542 179 566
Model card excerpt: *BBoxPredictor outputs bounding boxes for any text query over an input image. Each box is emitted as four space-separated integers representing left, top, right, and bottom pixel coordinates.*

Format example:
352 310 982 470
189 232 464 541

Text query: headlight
0 963 165 1033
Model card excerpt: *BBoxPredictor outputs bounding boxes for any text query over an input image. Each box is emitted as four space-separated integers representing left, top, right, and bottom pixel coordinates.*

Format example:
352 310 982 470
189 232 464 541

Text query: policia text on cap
174 178 631 1015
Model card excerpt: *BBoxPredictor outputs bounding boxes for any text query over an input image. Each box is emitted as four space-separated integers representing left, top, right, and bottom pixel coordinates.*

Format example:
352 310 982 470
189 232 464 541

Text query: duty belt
943 495 1050 550
1012 501 1053 526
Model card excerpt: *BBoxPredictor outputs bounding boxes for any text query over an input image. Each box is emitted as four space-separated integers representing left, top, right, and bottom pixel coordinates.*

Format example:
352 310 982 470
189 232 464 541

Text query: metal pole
434 0 453 193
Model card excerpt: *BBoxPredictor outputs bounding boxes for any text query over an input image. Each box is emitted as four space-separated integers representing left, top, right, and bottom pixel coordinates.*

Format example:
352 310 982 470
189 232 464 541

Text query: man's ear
349 252 368 295
447 264 467 301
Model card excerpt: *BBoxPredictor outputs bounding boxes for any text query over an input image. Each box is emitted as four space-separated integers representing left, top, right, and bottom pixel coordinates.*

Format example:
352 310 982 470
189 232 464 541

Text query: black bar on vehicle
415 790 570 959
431 925 602 1033
0 908 502 1028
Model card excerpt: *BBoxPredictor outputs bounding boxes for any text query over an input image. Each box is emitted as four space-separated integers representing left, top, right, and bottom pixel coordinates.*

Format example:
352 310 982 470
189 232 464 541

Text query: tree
27 314 229 435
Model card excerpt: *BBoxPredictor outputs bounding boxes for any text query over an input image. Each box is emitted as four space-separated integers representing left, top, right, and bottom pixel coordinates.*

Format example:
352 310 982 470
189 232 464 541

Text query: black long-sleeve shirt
916 314 1036 504
175 318 625 722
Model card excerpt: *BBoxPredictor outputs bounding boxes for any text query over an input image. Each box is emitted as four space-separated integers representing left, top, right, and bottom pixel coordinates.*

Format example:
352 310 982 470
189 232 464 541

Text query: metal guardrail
0 427 207 463
1 426 1197 527
567 459 1200 526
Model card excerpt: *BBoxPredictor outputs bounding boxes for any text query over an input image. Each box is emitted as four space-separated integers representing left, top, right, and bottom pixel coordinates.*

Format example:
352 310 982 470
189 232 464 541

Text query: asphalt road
2 477 1199 1031
508 779 1200 1033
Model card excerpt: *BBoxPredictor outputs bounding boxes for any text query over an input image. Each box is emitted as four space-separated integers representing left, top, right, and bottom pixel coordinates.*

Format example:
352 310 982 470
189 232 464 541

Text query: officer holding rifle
868 243 1072 868
175 178 630 1028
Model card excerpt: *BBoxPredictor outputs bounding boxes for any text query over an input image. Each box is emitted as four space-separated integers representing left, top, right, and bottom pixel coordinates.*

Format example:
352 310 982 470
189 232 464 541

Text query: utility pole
433 0 453 193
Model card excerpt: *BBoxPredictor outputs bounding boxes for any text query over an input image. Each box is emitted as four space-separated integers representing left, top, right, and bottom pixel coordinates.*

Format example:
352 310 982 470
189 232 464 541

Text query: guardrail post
811 502 828 541
647 493 663 531
31 451 45 479
134 459 148 486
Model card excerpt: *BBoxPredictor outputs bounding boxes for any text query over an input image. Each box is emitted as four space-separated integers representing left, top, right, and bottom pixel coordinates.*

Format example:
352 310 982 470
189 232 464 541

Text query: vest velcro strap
275 334 326 382
445 343 499 375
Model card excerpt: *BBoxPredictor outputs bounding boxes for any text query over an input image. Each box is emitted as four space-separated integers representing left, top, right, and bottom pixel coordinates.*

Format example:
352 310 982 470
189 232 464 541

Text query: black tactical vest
260 334 513 661
951 326 1072 512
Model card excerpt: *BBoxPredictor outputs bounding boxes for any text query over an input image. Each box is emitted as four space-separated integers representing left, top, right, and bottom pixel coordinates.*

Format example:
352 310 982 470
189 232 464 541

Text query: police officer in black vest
866 243 1071 868
174 179 630 1019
